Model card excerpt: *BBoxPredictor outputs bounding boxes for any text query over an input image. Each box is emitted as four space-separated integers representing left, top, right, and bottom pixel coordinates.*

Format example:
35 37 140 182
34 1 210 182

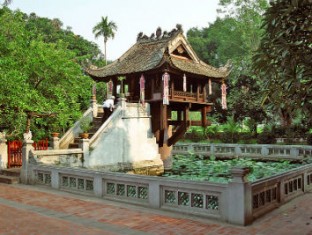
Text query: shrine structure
85 25 231 162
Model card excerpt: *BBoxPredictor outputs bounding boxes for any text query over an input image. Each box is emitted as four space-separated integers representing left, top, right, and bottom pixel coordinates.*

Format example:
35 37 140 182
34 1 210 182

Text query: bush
184 128 205 142
238 132 257 144
257 131 276 144
271 125 286 137
219 132 239 143
307 133 312 145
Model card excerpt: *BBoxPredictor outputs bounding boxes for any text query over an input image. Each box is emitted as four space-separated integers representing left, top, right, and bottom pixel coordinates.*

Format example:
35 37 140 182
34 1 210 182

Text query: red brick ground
0 184 311 235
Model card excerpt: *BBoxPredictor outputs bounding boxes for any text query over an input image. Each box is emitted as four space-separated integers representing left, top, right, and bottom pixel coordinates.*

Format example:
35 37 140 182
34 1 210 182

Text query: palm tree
2 0 12 6
92 16 117 65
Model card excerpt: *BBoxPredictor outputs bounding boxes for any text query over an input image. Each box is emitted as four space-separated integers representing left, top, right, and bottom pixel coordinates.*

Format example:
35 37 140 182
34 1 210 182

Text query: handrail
173 143 312 160
59 107 93 149
89 105 122 148
32 148 83 156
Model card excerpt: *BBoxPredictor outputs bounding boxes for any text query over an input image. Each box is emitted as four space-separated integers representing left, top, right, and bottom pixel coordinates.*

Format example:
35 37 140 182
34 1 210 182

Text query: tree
0 8 93 139
1 0 12 6
187 0 268 125
253 0 312 127
228 75 267 134
23 12 102 65
92 16 117 65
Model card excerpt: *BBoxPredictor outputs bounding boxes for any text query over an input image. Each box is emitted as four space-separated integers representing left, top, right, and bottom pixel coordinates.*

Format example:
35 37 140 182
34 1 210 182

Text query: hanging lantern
139 74 145 106
162 72 170 105
183 73 187 92
221 81 227 110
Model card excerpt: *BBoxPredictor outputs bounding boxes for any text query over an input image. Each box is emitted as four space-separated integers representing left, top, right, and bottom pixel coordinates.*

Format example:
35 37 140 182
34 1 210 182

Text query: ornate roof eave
85 26 232 82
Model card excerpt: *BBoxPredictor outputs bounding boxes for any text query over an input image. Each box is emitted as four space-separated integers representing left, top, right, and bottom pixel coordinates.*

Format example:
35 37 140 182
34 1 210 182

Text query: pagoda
86 25 231 160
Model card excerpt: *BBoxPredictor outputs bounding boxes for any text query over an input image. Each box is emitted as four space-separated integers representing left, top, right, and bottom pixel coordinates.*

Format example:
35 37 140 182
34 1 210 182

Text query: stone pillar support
51 136 60 150
118 97 127 116
91 95 98 118
79 138 90 167
0 138 8 169
20 139 34 184
159 126 173 170
228 167 252 225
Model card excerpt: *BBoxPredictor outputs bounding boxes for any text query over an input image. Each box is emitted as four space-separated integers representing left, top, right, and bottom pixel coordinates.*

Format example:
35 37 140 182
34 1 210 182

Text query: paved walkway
0 184 311 235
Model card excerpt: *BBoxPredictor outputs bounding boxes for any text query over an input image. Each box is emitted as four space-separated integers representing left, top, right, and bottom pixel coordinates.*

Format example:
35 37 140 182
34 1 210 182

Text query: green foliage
257 131 276 144
187 0 269 124
307 133 312 146
93 16 117 64
253 0 312 126
22 12 102 65
80 116 92 133
220 116 241 143
0 8 94 139
204 125 219 139
163 154 301 183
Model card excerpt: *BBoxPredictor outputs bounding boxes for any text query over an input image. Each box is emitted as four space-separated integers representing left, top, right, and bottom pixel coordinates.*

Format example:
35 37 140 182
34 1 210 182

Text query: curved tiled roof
170 56 230 78
86 29 231 80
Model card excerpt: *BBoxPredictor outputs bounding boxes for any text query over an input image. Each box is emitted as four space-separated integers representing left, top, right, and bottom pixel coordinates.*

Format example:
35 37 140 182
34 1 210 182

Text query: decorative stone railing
172 143 312 161
59 107 93 149
26 161 312 226
30 148 84 167
21 137 312 226
89 105 122 148
251 164 312 220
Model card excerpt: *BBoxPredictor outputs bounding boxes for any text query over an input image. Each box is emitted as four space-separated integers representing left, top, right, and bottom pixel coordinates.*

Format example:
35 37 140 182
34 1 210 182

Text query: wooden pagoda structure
86 25 231 150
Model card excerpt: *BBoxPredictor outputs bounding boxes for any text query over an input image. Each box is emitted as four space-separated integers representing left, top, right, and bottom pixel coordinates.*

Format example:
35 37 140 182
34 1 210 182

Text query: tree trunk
280 108 292 127
104 39 107 65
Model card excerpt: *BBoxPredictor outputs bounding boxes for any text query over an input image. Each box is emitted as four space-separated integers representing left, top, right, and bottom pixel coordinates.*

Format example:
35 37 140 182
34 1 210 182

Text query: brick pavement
0 184 311 235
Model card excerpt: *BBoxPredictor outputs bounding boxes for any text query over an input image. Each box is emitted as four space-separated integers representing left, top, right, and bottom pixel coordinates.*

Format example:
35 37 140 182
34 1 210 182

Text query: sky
9 0 220 61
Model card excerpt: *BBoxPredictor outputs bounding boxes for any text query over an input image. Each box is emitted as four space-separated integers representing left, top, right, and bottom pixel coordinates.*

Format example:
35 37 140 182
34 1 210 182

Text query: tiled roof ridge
136 24 183 44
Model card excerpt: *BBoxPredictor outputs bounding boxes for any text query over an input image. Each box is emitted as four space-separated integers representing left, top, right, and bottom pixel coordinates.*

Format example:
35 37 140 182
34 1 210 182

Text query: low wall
31 148 84 167
24 158 312 226
251 164 312 219
28 163 245 224
173 143 312 161
19 138 312 225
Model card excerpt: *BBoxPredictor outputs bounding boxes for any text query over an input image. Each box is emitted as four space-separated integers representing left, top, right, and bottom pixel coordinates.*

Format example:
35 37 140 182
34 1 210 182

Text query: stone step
69 143 79 149
0 175 19 184
0 168 21 177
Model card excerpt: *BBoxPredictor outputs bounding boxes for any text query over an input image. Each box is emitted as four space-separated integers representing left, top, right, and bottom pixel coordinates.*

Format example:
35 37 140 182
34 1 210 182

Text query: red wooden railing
32 139 49 150
7 140 23 168
7 139 49 168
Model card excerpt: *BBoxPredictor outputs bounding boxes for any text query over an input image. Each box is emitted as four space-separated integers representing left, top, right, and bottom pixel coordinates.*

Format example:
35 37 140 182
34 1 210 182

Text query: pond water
162 154 304 183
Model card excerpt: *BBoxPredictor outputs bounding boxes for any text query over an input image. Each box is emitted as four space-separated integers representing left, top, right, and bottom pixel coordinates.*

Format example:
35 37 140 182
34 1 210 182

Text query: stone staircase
68 110 103 149
0 168 20 184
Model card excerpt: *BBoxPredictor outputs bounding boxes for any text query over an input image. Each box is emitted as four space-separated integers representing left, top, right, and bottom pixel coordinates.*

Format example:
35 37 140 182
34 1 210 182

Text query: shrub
257 131 276 144
271 125 286 137
307 133 312 145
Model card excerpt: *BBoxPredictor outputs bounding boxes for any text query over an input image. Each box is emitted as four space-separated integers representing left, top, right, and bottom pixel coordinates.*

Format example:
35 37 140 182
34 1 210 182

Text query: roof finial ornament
137 32 143 41
156 27 162 39
150 33 155 39
176 23 183 32
162 30 168 38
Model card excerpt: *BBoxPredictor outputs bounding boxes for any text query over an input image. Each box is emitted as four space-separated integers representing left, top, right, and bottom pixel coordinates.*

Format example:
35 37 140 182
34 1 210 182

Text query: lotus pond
162 154 307 183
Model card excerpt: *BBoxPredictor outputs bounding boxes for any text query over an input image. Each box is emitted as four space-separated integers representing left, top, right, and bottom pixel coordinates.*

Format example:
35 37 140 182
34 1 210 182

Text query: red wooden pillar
203 83 207 102
171 79 175 100
183 105 189 126
196 84 200 101
201 107 207 127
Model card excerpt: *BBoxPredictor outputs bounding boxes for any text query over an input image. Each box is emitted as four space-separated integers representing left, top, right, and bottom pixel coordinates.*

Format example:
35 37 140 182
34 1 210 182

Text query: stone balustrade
16 137 312 226
172 143 312 161
26 161 312 226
